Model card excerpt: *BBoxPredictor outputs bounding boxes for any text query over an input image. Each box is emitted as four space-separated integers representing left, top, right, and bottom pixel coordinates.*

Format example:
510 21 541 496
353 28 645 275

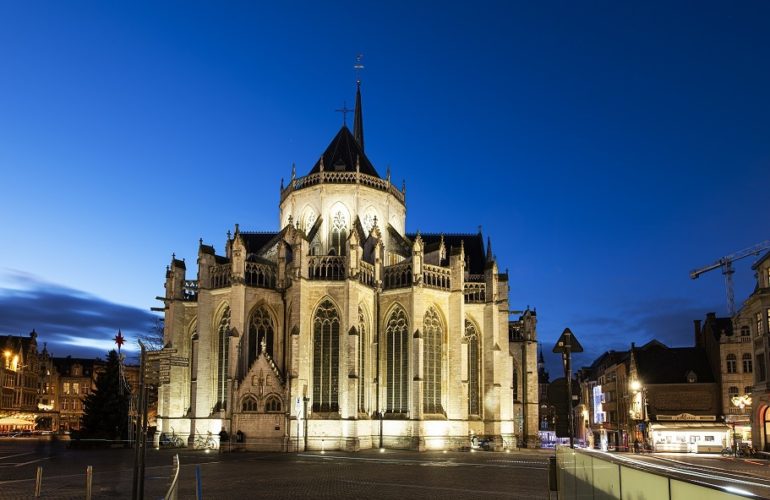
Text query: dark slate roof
51 356 98 377
635 343 715 384
0 333 36 353
240 232 279 255
307 126 379 177
406 232 487 275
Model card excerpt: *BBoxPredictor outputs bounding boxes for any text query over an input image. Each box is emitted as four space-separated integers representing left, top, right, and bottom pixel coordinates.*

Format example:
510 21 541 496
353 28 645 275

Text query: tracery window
265 395 282 412
329 211 347 256
304 211 317 232
242 395 258 412
248 307 275 367
743 353 753 373
465 320 481 416
358 306 367 413
423 308 443 414
312 300 340 413
727 354 737 374
217 307 231 411
386 306 409 413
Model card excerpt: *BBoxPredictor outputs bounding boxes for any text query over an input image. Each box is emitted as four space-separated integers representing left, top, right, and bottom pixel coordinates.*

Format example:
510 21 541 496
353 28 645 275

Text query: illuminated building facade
155 84 539 451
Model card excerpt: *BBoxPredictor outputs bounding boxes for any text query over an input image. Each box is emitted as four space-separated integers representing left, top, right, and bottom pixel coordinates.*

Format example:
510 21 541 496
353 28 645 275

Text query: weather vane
354 53 364 83
335 101 352 126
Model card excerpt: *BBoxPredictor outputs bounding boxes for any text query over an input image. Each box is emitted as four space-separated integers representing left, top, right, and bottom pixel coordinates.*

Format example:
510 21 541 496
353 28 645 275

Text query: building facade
735 251 770 451
695 312 753 447
0 331 41 433
155 84 539 451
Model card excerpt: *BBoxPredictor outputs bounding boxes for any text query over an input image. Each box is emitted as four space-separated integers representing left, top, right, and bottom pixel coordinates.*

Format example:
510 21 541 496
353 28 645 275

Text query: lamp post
731 394 752 454
629 379 648 450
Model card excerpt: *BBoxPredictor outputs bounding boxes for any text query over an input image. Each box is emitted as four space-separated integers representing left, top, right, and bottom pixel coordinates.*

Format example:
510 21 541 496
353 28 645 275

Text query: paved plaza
0 438 551 499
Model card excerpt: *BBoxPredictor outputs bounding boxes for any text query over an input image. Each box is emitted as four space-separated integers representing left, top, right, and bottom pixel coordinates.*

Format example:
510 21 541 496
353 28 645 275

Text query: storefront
649 421 729 453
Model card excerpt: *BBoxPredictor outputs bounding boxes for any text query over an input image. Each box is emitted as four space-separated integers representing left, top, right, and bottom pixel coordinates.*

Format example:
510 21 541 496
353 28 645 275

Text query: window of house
743 353 753 373
465 320 481 415
745 386 753 395
216 307 231 411
758 355 767 382
329 211 347 256
385 306 409 413
758 312 764 337
729 386 739 398
423 308 443 414
312 299 340 413
248 307 275 367
726 354 737 374
358 306 367 413
265 395 282 412
741 326 751 337
73 383 79 394
63 382 70 395
242 396 258 412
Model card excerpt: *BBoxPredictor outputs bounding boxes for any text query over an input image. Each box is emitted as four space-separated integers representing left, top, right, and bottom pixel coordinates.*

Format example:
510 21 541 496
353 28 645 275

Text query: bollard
34 466 43 497
85 465 93 499
548 456 558 492
195 464 202 500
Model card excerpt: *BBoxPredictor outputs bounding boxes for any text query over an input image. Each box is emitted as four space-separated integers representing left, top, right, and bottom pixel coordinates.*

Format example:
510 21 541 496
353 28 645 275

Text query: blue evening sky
1 1 768 373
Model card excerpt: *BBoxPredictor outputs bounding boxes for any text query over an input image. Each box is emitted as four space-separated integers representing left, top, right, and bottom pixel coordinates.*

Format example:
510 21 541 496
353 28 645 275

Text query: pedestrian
633 439 640 454
219 428 229 453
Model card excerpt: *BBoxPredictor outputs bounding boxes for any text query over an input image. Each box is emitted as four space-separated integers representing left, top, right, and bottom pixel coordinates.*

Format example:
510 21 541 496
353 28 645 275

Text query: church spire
353 80 364 151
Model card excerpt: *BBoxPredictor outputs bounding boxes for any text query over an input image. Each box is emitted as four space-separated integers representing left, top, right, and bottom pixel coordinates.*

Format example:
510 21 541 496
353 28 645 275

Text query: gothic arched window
329 211 347 256
248 307 274 367
465 320 481 416
217 307 231 411
386 306 409 413
312 300 340 413
423 308 443 414
358 307 367 413
242 395 258 412
265 395 282 413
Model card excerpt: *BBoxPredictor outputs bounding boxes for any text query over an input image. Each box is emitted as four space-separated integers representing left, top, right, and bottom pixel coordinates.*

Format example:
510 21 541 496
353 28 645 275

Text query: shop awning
0 417 35 426
650 422 730 431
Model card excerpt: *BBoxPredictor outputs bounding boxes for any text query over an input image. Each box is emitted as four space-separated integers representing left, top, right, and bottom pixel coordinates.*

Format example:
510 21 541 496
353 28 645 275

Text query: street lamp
731 394 752 454
629 379 647 451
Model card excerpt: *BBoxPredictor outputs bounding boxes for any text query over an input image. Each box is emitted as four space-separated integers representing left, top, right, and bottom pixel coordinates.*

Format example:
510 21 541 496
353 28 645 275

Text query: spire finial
291 162 296 180
486 236 493 261
353 55 365 151
335 101 352 126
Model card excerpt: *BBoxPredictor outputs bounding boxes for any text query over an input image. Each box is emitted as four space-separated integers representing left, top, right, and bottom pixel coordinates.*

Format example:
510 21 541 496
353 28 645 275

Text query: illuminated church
156 83 539 451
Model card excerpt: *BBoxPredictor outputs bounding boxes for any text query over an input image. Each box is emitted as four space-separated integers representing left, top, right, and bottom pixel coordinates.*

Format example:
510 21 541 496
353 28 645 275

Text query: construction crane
690 240 770 316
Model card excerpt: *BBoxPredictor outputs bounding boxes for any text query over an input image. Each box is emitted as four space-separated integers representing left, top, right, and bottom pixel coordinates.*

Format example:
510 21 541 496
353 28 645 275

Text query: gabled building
628 340 726 452
156 83 539 451
695 312 753 446
0 331 41 432
734 250 770 451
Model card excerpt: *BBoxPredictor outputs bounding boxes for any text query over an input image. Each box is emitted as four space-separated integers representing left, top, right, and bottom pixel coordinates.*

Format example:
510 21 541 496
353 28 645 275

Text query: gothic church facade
156 84 539 451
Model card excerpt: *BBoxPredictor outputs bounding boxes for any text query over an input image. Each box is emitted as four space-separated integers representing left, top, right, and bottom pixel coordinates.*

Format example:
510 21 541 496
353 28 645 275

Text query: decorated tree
80 350 131 440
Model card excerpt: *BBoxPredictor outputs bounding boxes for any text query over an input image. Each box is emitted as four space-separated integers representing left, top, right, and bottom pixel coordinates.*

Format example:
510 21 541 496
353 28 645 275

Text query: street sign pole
553 328 583 450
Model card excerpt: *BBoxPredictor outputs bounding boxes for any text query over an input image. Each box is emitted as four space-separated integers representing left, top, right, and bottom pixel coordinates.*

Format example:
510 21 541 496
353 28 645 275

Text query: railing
554 446 755 499
464 282 486 303
164 454 180 500
359 261 375 287
183 280 198 301
423 264 451 290
466 274 485 282
281 171 405 205
308 256 346 280
209 264 231 289
383 262 412 289
245 261 277 289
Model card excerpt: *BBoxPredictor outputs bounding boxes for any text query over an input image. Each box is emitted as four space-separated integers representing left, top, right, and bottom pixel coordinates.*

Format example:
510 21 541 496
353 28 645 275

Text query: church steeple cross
335 101 352 126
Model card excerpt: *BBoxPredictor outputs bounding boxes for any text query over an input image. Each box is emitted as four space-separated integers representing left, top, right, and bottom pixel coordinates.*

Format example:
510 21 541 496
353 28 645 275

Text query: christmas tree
80 350 131 440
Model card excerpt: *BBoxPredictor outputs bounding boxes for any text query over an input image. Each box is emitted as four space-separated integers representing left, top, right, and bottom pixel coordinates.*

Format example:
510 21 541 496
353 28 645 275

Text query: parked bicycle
194 431 217 451
160 428 185 448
